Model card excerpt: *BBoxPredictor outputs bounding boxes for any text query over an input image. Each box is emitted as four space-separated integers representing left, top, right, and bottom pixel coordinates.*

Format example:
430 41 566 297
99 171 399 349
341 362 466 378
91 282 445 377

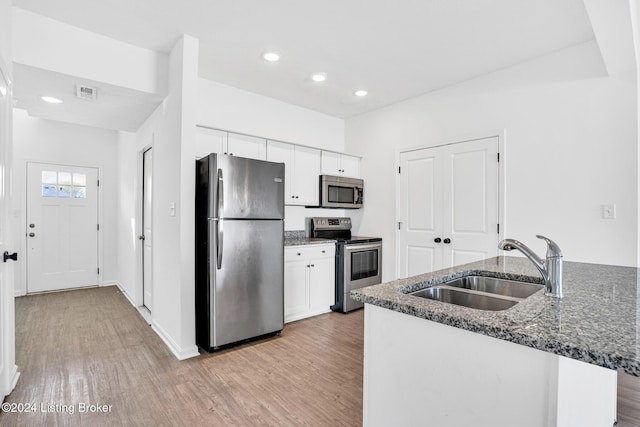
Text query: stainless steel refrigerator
195 153 285 351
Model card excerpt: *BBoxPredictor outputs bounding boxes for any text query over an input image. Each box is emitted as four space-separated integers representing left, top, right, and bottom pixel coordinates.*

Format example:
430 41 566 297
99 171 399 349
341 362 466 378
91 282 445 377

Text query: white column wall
120 35 199 359
12 110 119 294
346 41 638 281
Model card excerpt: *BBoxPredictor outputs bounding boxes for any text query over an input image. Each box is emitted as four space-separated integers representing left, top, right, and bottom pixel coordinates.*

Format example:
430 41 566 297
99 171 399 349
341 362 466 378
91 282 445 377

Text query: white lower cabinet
284 244 335 323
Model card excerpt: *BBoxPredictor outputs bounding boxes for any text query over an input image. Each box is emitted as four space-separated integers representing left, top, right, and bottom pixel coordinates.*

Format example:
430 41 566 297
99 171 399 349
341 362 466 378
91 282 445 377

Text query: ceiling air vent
76 85 97 101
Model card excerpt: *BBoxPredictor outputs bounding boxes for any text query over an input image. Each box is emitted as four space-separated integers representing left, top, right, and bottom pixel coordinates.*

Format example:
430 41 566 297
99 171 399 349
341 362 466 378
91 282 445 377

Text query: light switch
169 202 176 217
602 204 616 219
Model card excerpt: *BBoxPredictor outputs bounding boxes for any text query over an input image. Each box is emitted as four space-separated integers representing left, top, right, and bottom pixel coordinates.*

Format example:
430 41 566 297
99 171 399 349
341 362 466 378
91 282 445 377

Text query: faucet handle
535 235 562 258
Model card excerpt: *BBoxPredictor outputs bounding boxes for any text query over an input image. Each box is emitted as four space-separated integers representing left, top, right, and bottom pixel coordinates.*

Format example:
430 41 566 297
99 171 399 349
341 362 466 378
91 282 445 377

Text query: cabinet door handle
443 238 451 244
310 264 315 267
434 237 441 243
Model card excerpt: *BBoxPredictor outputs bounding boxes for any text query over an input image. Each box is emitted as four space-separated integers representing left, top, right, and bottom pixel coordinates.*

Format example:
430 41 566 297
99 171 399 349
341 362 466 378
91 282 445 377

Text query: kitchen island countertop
351 256 640 376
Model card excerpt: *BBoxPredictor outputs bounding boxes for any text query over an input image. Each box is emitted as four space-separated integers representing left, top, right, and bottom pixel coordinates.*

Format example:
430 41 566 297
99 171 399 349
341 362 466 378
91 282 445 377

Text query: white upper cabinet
321 151 360 178
195 127 227 159
267 140 320 206
195 127 267 161
227 133 267 160
266 140 293 202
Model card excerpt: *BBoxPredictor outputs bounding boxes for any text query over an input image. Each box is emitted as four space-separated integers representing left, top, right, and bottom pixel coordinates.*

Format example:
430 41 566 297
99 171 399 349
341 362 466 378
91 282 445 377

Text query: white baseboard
2 364 20 399
14 290 25 298
114 282 137 307
100 280 118 287
151 320 200 360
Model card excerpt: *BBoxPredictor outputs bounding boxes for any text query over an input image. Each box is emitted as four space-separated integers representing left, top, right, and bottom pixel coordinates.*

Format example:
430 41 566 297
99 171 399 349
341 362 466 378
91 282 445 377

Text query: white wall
346 41 638 281
116 130 138 300
197 79 344 151
12 8 167 95
12 109 119 293
197 78 347 230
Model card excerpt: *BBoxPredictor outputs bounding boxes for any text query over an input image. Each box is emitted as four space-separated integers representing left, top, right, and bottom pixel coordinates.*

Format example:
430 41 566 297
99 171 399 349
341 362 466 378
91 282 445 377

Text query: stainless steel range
308 217 382 313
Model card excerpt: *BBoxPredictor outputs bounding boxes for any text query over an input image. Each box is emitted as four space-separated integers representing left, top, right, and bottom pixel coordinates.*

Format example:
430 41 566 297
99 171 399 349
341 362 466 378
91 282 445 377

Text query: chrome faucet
498 235 563 298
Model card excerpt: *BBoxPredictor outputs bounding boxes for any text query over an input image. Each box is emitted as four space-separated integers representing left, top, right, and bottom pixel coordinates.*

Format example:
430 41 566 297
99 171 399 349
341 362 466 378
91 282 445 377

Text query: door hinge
97 267 100 274
97 179 100 187
97 224 100 231
497 223 500 234
398 166 401 174
497 153 500 162
398 222 401 230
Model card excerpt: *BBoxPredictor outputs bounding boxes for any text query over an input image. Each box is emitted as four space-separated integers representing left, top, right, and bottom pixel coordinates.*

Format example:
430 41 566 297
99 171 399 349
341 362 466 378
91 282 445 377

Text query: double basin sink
410 275 543 311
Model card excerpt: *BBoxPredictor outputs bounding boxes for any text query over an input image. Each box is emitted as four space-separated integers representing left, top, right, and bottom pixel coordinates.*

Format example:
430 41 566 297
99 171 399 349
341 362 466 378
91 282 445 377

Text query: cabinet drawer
285 244 335 262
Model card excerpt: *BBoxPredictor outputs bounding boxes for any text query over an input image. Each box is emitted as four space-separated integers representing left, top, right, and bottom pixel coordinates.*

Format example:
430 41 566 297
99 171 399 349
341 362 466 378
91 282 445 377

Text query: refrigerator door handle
217 220 223 269
217 168 224 217
216 168 224 269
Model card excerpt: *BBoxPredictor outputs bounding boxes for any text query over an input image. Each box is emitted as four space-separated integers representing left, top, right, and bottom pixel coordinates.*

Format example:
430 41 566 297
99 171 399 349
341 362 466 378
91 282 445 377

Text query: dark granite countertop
284 237 336 246
284 230 335 247
351 256 640 376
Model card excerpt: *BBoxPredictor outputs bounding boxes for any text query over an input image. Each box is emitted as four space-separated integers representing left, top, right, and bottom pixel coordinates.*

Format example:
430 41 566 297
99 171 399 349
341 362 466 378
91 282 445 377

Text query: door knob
138 235 145 240
29 223 35 228
3 251 17 262
434 237 442 243
443 238 451 244
28 233 35 237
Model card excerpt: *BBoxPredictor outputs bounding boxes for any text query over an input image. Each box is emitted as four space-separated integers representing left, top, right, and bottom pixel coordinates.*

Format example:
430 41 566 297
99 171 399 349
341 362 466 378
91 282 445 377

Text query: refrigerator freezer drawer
208 154 285 220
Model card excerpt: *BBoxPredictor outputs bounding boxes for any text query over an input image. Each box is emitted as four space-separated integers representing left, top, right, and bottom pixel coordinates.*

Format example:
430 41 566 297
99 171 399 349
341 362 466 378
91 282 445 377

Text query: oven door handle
344 243 381 252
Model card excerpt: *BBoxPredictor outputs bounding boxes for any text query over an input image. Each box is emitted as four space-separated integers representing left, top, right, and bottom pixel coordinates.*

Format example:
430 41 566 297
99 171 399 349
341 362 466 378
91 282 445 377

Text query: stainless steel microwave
320 175 363 209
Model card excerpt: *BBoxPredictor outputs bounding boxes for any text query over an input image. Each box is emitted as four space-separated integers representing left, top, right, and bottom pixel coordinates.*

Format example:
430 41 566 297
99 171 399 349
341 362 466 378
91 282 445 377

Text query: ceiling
13 64 164 131
12 0 596 126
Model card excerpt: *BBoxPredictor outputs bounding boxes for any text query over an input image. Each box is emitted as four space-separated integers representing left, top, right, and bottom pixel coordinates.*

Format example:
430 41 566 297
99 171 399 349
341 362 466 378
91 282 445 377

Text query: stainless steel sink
409 275 543 311
411 286 519 311
443 275 542 299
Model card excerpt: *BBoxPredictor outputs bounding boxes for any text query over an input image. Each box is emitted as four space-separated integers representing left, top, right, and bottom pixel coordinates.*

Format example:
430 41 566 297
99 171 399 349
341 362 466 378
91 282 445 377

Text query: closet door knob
434 237 441 243
443 238 451 244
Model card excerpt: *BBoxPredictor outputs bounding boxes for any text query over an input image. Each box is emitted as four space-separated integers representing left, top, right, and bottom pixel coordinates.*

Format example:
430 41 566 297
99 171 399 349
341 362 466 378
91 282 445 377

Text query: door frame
135 137 154 310
395 130 506 276
20 161 103 295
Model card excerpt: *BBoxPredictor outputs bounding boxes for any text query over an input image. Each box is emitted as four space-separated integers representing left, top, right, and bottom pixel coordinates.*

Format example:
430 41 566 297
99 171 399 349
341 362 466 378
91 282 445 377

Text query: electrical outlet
602 204 616 219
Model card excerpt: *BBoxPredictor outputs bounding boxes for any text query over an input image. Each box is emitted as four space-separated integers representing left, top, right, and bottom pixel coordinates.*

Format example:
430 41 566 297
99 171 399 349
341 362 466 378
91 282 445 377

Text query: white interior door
142 148 153 311
442 138 499 266
26 163 99 293
398 148 443 278
0 60 18 398
398 137 499 277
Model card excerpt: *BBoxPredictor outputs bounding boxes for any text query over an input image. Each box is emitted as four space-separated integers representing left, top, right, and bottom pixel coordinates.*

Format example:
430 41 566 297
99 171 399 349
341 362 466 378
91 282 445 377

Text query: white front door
26 162 99 293
398 137 499 277
142 148 153 311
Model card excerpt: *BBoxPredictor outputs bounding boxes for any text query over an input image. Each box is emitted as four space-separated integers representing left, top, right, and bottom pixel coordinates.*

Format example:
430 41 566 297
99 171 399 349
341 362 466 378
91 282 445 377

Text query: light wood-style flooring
2 286 363 426
3 286 640 426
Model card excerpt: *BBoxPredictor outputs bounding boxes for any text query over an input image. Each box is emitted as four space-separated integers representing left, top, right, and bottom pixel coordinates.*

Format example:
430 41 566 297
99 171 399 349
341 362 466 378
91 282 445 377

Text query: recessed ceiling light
41 96 63 104
354 90 368 97
310 72 327 82
263 51 280 62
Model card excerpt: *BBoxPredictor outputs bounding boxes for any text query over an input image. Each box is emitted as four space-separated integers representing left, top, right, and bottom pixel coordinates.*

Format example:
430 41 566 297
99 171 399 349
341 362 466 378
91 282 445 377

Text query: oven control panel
311 217 351 230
